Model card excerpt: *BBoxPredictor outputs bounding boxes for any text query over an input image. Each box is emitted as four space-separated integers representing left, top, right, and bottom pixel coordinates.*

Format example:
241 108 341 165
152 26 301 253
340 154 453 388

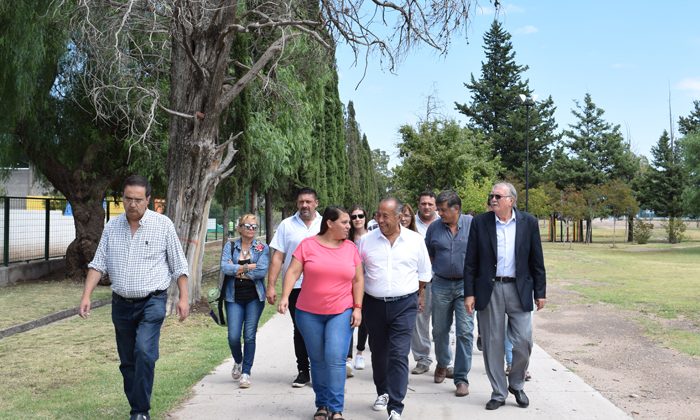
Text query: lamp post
518 94 534 213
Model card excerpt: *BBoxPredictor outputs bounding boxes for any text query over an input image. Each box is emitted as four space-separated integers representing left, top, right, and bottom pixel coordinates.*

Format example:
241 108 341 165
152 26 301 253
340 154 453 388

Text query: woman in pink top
278 206 364 420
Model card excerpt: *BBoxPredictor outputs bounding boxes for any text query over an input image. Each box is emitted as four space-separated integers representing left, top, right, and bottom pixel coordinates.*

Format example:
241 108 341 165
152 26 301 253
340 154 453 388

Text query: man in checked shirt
79 175 189 420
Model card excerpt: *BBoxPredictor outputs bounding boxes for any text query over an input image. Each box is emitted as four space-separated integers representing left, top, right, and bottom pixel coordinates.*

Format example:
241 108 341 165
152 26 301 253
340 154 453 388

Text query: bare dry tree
59 0 487 309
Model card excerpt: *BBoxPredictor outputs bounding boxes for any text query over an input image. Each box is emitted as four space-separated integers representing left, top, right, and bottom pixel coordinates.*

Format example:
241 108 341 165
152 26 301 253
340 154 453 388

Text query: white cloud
676 77 700 93
516 25 539 35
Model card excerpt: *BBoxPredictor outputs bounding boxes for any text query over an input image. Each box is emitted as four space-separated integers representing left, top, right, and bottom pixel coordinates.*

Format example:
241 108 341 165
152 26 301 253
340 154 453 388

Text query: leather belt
367 292 416 302
113 289 167 303
493 277 516 283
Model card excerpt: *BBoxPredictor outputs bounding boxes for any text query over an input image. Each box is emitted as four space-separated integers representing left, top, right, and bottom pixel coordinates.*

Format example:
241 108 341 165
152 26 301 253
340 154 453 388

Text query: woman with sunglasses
219 214 269 388
347 205 370 374
278 206 364 420
400 203 418 232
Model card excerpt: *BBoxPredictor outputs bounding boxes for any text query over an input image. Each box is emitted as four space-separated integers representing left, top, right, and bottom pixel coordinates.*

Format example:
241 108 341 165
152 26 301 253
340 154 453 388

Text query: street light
518 94 535 213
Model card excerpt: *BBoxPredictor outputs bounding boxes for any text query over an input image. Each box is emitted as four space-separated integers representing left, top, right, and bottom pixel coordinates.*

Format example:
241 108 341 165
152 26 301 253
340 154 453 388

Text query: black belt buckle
493 276 515 283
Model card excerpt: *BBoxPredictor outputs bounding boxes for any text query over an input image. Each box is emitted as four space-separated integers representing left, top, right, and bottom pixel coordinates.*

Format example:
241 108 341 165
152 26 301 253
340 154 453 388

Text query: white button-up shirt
269 211 322 289
495 211 517 278
359 226 432 298
88 209 189 298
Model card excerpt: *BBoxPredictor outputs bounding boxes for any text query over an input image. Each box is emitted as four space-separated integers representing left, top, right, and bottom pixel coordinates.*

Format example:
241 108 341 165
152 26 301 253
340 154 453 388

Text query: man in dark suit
463 182 546 410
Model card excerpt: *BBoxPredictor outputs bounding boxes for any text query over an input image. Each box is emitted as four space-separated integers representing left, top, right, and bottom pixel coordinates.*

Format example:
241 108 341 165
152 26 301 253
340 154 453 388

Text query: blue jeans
431 277 474 385
112 292 167 416
295 308 353 413
225 299 265 375
505 329 513 366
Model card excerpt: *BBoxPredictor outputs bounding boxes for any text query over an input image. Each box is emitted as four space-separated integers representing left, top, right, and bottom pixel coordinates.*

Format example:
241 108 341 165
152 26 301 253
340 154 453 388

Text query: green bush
663 218 687 244
633 218 654 244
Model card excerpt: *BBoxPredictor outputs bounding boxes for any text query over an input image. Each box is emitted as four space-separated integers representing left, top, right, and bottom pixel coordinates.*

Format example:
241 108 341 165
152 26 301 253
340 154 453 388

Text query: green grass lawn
0 245 280 419
543 226 700 356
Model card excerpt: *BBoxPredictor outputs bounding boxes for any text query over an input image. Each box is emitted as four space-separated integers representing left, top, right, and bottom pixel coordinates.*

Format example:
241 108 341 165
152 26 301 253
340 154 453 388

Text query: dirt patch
534 284 700 419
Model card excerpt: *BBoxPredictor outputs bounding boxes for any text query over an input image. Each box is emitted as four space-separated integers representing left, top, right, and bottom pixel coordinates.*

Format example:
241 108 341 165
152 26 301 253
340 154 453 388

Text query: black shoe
130 415 150 420
485 399 505 410
476 336 483 351
508 386 530 408
292 370 310 388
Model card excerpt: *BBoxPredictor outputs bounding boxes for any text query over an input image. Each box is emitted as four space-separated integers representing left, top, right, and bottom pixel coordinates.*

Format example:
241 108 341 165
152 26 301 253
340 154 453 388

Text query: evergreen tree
455 20 558 181
679 132 700 218
678 100 700 135
638 131 686 242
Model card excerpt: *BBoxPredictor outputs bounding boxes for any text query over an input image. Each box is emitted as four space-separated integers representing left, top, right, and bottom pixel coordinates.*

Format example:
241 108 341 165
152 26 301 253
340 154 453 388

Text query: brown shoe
434 366 447 383
446 367 454 379
455 382 469 397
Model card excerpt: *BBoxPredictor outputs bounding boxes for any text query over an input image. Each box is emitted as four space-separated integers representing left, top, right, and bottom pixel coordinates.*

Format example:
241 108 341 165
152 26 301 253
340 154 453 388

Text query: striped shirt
88 209 189 298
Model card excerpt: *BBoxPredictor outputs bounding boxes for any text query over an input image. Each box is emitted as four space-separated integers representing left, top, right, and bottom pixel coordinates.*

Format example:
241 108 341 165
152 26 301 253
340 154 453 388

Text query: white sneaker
231 363 242 380
354 354 365 370
388 410 402 420
346 360 354 378
239 373 251 388
372 393 389 411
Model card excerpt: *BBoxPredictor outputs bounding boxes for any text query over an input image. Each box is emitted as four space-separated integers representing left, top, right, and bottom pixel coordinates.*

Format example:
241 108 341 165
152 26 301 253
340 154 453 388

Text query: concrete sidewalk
170 314 630 420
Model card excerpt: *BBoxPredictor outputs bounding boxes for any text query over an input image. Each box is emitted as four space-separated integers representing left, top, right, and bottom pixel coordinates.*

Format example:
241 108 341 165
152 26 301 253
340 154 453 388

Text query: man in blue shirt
424 190 473 397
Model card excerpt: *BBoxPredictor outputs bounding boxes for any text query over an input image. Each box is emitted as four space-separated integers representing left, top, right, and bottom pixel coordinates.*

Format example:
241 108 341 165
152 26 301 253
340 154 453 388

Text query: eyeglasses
123 197 147 205
350 214 365 220
488 194 511 201
239 223 258 230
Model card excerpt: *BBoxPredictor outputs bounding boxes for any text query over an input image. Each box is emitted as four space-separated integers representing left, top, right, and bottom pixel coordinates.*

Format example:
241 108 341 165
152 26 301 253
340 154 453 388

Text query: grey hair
380 197 404 216
494 182 518 206
436 190 461 209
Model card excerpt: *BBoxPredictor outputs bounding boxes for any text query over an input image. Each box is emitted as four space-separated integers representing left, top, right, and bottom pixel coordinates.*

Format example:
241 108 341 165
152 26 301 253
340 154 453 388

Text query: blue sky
336 1 700 167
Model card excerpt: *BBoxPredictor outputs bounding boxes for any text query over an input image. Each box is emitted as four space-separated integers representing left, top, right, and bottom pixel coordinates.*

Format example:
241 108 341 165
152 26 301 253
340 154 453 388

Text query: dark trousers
363 292 418 415
288 288 310 373
111 292 167 416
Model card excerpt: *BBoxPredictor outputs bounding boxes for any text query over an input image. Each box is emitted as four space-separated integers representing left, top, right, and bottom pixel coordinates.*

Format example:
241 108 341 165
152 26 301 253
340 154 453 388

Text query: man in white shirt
359 198 432 420
410 191 440 376
266 187 322 388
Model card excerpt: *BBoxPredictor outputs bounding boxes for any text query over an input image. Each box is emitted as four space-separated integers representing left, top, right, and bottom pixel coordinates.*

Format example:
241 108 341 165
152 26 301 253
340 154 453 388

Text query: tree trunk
265 191 273 244
65 194 109 283
251 184 259 215
611 218 616 248
627 214 634 242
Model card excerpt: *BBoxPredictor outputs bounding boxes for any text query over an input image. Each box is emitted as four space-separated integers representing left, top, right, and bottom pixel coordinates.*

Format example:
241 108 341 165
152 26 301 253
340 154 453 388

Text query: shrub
662 218 687 244
633 218 654 244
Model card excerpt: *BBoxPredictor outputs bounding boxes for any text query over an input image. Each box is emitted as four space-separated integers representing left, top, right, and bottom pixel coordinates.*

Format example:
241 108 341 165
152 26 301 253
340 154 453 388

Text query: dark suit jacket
463 209 546 312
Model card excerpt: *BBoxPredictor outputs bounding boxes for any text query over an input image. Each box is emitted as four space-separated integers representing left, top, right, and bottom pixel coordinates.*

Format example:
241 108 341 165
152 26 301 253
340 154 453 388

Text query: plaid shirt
89 209 189 298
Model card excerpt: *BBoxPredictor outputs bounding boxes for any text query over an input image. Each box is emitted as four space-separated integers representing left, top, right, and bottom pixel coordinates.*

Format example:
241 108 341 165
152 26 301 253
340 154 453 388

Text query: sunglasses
240 223 258 230
488 194 511 201
350 214 366 220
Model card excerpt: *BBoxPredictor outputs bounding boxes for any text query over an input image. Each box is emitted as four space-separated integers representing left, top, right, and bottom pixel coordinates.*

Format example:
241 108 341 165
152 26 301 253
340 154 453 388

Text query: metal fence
1 196 75 266
1 196 270 266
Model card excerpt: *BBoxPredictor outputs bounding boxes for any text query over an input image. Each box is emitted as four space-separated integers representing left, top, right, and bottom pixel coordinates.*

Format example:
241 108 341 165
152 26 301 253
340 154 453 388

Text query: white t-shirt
415 213 440 238
269 211 322 289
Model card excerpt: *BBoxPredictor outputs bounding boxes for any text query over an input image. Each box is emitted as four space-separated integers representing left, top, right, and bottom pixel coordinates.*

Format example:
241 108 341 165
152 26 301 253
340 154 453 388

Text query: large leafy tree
393 119 501 203
0 1 143 279
455 20 558 182
63 0 483 304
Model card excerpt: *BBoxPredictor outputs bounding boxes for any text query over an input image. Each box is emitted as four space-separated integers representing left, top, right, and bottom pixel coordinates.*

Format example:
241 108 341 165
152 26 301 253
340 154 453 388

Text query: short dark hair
318 206 348 235
123 175 152 197
436 190 461 209
418 190 436 200
296 187 318 200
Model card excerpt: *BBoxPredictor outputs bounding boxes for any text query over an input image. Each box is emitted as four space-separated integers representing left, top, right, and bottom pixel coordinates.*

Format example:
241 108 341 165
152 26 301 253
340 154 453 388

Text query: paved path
170 314 630 420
